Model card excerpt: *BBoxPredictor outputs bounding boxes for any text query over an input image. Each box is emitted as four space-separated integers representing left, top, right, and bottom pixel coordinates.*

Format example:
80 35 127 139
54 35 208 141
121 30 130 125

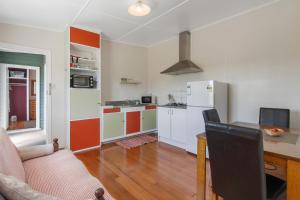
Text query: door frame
0 42 52 143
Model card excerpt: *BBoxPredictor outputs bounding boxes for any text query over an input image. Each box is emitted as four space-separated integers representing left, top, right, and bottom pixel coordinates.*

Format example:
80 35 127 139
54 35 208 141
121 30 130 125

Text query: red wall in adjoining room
8 68 27 121
9 85 27 121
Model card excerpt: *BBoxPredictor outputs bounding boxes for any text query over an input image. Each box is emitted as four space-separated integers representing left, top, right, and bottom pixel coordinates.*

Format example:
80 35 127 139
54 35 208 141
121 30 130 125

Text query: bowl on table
263 128 285 137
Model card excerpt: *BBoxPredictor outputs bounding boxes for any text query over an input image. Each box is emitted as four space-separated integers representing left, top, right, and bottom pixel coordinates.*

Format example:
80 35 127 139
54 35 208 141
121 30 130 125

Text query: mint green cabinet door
103 113 124 140
142 110 157 131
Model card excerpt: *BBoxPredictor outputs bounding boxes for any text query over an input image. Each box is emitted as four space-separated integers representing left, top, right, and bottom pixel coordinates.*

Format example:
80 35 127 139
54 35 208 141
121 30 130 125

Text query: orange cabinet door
126 112 140 134
70 118 100 151
70 27 100 48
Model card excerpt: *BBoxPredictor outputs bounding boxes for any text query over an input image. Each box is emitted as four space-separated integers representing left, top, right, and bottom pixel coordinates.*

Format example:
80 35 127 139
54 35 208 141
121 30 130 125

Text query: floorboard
76 141 213 200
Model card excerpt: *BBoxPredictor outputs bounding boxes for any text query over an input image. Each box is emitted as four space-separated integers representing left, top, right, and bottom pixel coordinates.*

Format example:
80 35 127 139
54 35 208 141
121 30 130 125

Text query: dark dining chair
205 122 286 200
202 109 221 123
259 107 290 128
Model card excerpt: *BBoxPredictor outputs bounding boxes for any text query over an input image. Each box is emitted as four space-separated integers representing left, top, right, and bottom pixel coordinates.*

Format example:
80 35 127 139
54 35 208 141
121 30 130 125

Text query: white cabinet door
157 107 171 139
70 89 100 121
186 107 206 154
171 108 186 144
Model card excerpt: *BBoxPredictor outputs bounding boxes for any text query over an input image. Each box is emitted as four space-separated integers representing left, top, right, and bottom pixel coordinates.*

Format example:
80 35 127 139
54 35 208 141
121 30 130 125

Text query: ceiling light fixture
128 0 151 17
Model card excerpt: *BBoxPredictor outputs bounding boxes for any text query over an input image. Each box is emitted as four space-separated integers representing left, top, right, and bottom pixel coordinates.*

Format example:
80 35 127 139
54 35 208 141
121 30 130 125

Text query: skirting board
158 136 186 150
72 145 101 154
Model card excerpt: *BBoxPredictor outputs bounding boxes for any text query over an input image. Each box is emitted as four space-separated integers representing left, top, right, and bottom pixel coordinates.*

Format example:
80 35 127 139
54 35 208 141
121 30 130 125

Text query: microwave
70 75 94 88
141 96 152 104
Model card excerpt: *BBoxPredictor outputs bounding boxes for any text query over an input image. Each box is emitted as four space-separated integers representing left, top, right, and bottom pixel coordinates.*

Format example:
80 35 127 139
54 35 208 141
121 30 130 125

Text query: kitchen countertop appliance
70 74 94 88
141 96 152 104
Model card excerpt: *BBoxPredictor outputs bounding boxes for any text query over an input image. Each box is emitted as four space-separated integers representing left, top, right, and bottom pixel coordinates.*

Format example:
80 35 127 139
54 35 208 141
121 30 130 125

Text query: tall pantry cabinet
66 27 101 152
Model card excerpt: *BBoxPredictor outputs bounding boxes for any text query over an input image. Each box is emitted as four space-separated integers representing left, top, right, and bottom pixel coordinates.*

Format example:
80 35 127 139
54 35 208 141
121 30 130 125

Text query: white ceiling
0 0 277 46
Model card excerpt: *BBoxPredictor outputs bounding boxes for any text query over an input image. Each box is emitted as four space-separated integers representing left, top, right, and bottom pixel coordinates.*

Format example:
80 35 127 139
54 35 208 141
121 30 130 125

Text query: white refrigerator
186 80 228 154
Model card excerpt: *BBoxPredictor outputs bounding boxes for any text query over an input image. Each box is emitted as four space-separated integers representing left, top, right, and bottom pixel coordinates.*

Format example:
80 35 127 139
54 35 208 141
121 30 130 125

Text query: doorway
3 64 40 131
0 43 51 143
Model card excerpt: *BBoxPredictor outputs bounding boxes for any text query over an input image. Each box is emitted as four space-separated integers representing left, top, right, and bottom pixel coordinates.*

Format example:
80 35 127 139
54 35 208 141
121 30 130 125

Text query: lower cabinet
142 109 157 131
102 106 157 142
70 118 100 151
157 107 186 149
157 107 171 138
171 109 187 143
103 112 124 140
126 111 141 134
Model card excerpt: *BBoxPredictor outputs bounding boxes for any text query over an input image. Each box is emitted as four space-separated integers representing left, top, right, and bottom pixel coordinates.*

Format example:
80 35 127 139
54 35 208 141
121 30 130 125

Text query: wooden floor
76 141 213 200
8 120 36 130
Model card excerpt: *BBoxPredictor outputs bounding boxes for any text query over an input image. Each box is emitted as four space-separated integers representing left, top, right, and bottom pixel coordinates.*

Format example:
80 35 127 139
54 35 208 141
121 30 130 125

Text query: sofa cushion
0 129 26 182
0 173 58 200
18 144 54 161
23 150 114 200
0 193 6 200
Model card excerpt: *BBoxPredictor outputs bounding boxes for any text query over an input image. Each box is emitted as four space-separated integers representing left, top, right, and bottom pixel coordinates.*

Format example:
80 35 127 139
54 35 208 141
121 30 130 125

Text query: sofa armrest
18 138 59 161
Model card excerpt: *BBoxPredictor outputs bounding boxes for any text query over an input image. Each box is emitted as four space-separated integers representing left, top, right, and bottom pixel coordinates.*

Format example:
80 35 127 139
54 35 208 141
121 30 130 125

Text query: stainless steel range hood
160 31 203 75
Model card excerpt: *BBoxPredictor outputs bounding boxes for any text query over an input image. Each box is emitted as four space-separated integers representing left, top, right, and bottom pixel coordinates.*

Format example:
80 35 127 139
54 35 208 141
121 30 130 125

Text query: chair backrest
202 109 221 123
259 107 290 128
205 122 266 200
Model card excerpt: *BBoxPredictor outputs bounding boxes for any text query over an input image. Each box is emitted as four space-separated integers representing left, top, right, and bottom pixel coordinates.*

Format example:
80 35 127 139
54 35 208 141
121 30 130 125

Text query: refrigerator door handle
187 85 191 96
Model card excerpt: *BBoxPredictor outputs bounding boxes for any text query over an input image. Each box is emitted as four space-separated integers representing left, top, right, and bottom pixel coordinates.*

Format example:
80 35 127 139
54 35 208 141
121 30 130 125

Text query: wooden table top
197 122 300 162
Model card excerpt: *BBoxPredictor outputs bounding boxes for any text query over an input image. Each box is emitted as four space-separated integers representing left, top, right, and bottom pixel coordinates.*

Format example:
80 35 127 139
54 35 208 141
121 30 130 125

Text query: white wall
101 40 148 102
0 23 66 146
147 0 300 128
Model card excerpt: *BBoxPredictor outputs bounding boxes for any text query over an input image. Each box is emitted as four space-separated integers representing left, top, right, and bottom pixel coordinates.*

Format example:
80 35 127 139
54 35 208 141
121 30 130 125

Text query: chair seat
266 174 286 200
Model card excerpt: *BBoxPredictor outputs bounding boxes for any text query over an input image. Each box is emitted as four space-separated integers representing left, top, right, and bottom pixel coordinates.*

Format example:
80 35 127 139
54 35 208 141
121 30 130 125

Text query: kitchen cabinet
101 105 157 143
126 111 140 134
103 112 124 140
67 27 101 152
171 108 186 143
70 27 100 48
142 109 157 131
157 107 171 138
157 107 186 149
70 118 100 151
70 89 100 120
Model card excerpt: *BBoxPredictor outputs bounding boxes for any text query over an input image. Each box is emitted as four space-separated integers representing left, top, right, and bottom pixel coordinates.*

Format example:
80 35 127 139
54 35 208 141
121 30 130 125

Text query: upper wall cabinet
70 27 101 48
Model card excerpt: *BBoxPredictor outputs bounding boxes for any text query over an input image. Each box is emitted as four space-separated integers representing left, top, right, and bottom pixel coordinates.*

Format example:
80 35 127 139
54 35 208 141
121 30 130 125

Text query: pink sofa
0 129 114 200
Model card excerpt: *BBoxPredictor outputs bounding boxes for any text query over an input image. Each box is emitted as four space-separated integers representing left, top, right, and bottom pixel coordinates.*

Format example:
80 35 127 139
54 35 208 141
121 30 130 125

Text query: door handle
48 83 52 96
187 85 191 96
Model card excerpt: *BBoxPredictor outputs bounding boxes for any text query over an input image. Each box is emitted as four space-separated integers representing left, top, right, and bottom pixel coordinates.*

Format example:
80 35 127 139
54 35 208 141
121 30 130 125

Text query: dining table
196 122 300 200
